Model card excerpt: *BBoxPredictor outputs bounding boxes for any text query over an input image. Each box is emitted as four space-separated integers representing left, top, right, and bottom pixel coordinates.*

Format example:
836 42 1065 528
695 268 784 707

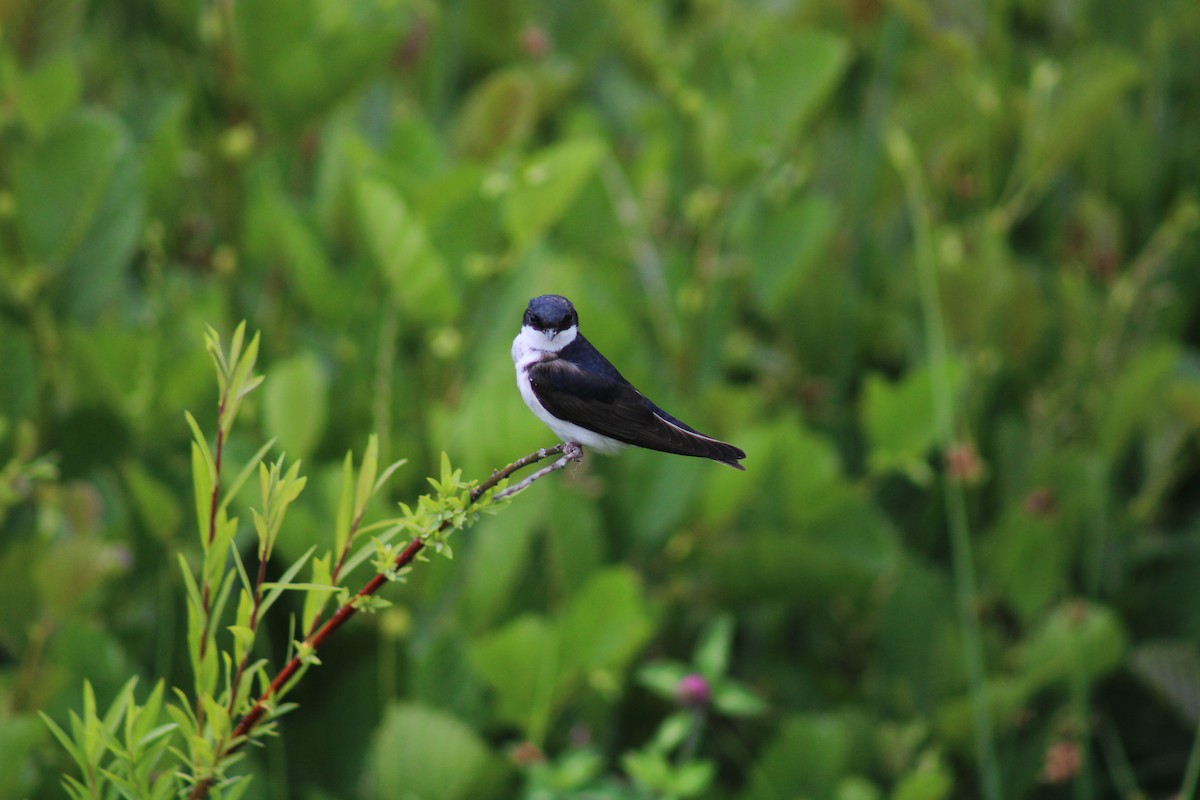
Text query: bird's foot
563 441 584 461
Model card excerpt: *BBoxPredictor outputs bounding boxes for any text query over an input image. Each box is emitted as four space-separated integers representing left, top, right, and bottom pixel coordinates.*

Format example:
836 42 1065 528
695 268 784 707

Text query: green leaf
189 441 214 547
257 545 319 619
177 554 203 617
622 750 672 790
637 661 690 702
704 30 849 177
1019 600 1127 690
862 363 963 482
712 681 768 718
749 196 837 318
693 614 733 681
302 554 335 635
219 438 277 517
101 676 138 735
354 436 379 530
263 353 328 461
876 558 961 714
453 68 539 159
228 625 256 655
502 138 605 247
1097 344 1177 462
13 51 80 135
455 499 543 632
981 508 1064 623
0 322 38 421
129 679 169 745
39 711 84 767
558 568 654 675
669 760 715 797
244 171 354 319
334 452 356 561
742 711 873 800
892 753 954 800
468 615 562 743
836 776 883 800
364 703 491 800
356 175 458 323
222 330 263 436
234 0 411 131
10 109 142 318
758 29 849 129
650 711 692 752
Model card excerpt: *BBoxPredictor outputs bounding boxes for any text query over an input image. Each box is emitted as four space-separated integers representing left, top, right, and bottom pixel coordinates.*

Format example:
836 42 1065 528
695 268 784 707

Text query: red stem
236 536 424 739
188 536 426 800
206 420 226 548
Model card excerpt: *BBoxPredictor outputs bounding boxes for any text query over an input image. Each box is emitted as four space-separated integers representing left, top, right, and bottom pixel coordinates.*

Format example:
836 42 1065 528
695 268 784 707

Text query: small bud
569 723 592 748
1023 487 1058 517
219 123 257 162
1040 740 1081 784
519 26 551 58
510 741 545 766
945 441 985 485
676 673 711 707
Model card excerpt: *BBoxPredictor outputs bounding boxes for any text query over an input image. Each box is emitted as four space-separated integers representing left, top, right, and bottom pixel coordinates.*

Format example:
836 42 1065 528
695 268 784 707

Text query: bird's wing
528 357 746 468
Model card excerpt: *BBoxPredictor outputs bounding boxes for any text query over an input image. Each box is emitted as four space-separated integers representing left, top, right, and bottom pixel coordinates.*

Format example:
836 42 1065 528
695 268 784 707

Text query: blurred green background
4 0 1200 797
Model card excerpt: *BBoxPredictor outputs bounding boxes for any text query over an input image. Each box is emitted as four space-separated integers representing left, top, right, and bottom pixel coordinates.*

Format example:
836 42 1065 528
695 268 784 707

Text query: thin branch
187 441 583 800
470 443 567 502
493 442 582 500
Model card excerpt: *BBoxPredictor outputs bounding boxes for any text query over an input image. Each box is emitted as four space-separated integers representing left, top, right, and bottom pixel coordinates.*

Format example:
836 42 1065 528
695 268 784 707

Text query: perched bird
511 294 746 470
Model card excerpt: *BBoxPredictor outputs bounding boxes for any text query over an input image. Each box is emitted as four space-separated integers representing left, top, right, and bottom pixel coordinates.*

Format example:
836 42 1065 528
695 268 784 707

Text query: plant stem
678 707 706 765
888 127 1001 800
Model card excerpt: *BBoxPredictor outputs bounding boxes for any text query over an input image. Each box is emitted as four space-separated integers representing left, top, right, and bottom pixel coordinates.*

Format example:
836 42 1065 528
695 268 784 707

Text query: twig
188 441 583 800
493 442 582 500
470 443 566 502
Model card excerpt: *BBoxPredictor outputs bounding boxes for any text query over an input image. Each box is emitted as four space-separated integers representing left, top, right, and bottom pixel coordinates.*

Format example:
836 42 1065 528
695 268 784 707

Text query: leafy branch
42 324 582 800
187 444 580 800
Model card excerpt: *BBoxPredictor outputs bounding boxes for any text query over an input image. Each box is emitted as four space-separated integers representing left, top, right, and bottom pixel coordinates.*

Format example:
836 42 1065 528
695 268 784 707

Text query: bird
511 294 746 470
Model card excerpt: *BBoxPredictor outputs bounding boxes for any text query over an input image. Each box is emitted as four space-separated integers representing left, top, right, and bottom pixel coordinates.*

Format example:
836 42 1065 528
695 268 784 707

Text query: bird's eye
531 315 543 327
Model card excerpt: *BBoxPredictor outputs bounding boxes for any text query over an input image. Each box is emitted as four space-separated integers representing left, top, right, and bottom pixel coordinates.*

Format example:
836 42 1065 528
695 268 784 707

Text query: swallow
511 294 746 469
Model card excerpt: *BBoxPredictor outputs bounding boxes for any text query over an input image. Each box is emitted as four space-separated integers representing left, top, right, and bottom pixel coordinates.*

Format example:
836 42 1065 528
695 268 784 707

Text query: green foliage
34 326 524 796
863 362 962 483
5 0 1200 797
39 678 175 800
638 614 768 719
9 110 142 317
501 138 607 248
469 567 653 744
363 703 494 800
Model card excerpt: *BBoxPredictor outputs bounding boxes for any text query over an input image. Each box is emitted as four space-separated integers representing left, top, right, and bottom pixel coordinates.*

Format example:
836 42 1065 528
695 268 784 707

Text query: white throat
511 324 578 363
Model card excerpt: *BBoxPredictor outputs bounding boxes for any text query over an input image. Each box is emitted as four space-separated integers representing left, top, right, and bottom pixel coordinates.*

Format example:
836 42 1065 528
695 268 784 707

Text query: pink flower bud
677 673 711 707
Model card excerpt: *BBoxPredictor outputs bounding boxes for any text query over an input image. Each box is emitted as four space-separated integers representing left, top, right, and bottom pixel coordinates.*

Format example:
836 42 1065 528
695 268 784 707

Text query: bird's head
523 295 579 344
